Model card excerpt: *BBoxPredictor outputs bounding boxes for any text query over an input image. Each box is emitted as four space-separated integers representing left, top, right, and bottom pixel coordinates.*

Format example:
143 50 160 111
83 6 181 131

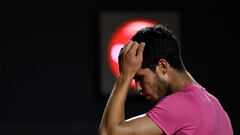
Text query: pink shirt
147 83 233 135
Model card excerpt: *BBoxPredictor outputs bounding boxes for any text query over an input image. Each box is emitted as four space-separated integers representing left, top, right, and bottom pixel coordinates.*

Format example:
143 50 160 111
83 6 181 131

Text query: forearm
99 75 132 134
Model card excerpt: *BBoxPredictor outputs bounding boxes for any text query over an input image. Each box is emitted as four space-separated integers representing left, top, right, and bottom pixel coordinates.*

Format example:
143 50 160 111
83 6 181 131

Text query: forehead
135 68 153 75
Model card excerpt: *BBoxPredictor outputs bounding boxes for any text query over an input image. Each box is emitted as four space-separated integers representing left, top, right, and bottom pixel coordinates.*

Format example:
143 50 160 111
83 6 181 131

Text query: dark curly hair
131 24 185 71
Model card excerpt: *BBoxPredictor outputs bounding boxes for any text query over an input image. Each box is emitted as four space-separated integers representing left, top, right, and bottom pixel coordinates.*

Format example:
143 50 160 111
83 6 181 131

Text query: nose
135 81 143 94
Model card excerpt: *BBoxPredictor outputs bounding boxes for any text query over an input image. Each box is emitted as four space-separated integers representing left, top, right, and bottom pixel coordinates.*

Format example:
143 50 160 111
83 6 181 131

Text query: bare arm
99 41 163 135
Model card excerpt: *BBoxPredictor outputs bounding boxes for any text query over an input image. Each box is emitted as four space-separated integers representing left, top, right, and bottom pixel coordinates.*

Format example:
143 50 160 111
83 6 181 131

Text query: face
134 68 169 102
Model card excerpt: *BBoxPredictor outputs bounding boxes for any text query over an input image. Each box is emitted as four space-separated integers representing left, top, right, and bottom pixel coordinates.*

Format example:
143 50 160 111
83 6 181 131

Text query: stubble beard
154 73 171 101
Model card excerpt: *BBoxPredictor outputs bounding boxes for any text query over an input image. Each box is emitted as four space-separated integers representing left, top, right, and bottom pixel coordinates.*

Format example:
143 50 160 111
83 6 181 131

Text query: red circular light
107 19 157 89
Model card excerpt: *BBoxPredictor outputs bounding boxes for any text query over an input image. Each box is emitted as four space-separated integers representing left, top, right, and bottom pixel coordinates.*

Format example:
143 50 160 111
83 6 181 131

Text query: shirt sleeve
147 94 195 135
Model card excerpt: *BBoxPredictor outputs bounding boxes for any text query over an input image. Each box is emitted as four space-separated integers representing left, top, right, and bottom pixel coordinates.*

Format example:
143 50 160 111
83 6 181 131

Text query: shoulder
148 91 201 121
147 92 200 134
155 91 197 109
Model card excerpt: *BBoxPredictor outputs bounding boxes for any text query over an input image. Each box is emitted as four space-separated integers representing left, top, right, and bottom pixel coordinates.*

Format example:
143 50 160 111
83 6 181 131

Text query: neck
169 70 197 93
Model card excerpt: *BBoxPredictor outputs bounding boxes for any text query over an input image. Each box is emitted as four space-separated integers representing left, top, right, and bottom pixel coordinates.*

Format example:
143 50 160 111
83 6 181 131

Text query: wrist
119 73 134 81
117 74 133 85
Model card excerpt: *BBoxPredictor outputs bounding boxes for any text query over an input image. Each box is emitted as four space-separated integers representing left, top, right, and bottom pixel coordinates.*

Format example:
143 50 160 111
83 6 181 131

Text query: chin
146 96 157 102
150 95 163 103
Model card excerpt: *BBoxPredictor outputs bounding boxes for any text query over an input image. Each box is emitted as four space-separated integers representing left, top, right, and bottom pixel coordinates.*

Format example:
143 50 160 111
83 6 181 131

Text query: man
99 24 233 135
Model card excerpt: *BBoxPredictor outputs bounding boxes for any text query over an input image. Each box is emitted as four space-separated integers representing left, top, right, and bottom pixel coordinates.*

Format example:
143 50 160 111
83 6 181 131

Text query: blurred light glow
111 43 124 63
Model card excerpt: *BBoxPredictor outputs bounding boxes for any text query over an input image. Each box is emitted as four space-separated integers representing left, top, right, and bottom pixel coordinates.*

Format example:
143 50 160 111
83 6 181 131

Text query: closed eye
133 74 142 81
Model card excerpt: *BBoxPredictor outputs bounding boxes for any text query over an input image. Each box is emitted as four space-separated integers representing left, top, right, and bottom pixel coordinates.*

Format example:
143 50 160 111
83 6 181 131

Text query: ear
155 59 168 75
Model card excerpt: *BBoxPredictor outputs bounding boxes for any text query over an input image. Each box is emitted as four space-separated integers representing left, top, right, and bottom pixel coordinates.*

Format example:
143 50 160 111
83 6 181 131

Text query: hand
118 40 145 79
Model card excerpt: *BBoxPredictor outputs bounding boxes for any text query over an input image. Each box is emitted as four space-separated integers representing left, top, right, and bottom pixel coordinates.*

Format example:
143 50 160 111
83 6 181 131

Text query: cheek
141 77 151 87
151 74 165 96
142 77 156 93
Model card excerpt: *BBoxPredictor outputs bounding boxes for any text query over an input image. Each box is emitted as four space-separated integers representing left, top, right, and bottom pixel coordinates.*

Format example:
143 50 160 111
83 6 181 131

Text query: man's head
132 24 185 71
132 24 186 102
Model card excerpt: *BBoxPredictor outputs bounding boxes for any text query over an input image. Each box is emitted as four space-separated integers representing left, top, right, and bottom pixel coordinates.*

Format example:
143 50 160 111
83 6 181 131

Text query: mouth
138 89 144 95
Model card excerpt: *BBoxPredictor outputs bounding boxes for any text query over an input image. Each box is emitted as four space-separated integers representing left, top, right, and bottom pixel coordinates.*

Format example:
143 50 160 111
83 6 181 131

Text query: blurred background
0 1 237 134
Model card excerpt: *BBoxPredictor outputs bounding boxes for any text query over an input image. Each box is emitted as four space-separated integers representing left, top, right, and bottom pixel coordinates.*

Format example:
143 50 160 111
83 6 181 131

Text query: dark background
0 1 238 135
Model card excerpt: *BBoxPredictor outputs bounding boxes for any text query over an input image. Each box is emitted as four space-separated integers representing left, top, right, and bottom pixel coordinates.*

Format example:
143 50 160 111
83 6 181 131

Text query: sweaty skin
99 41 163 135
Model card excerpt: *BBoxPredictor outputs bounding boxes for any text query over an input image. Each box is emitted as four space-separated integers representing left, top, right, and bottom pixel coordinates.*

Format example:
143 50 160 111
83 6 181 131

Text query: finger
118 47 124 63
122 40 133 52
128 41 139 55
136 42 145 58
119 47 124 56
118 52 122 72
118 48 123 64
